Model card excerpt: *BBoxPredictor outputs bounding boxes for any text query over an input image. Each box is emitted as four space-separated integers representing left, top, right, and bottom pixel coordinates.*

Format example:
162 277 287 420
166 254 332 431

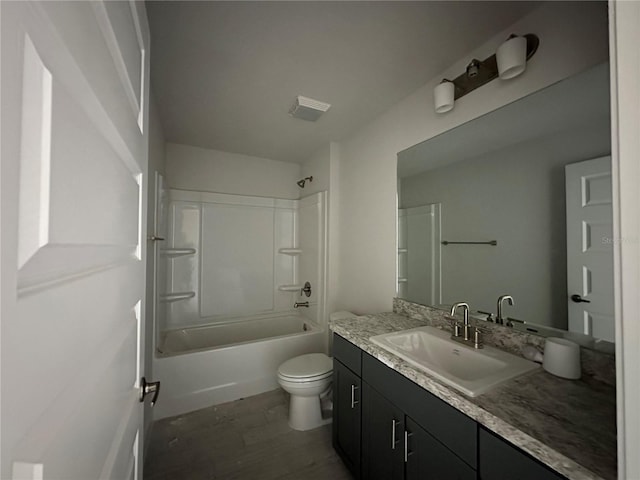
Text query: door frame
609 1 640 478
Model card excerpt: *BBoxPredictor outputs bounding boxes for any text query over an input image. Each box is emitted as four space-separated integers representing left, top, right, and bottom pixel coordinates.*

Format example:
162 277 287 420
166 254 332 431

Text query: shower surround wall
153 188 327 419
163 189 303 328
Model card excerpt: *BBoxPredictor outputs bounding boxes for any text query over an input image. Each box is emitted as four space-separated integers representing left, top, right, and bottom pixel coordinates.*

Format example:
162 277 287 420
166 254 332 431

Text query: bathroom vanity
331 311 616 480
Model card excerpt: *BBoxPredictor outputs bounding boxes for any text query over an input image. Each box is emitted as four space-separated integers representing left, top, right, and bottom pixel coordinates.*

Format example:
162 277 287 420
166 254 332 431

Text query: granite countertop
330 312 617 480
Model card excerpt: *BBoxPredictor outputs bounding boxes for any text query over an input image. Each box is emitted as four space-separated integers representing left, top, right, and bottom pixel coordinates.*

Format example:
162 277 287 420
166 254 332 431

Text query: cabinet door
479 427 566 480
333 359 362 478
405 417 477 480
363 353 477 468
362 383 405 480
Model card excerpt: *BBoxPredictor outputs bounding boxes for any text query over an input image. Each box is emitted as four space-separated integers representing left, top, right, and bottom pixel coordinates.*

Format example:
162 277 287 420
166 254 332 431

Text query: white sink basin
370 326 539 397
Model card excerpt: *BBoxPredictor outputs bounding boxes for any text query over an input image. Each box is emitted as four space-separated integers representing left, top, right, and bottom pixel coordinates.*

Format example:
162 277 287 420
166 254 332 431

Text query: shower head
297 176 313 188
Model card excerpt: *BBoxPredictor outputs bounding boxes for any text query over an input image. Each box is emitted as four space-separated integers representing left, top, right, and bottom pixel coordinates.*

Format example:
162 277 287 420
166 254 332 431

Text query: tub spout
294 302 309 308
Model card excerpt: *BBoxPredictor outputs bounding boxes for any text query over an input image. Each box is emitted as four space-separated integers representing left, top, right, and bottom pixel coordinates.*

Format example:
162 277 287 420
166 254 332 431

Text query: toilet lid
278 353 332 379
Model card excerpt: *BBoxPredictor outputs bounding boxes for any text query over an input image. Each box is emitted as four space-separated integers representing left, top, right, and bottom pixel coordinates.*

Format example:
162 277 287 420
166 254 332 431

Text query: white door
565 156 614 342
1 1 151 479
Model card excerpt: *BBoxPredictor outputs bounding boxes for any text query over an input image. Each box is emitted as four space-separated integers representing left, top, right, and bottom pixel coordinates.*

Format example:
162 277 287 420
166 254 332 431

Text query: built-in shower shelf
161 248 196 258
278 284 303 292
397 278 408 283
278 248 302 255
161 291 196 303
398 248 408 253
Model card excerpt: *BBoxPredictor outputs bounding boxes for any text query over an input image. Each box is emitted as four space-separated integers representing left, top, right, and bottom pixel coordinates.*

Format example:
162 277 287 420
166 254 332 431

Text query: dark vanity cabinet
405 417 477 480
362 349 478 480
360 384 475 480
332 333 568 480
333 335 363 478
478 428 566 480
333 333 476 480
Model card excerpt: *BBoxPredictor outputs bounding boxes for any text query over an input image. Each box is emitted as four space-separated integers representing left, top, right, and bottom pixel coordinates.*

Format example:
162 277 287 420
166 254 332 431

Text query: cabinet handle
350 385 359 408
392 419 397 449
391 419 403 449
404 430 414 462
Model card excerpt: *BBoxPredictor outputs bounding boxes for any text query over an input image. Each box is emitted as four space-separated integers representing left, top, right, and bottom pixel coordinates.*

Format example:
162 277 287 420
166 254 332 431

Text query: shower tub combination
154 314 323 419
153 189 327 420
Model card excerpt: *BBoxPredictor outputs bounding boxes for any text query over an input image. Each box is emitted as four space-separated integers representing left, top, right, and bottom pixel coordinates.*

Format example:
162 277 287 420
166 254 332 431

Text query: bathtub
153 314 325 419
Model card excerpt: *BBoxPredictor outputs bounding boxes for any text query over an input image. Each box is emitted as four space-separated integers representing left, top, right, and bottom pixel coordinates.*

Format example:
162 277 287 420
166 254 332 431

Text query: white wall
400 125 611 328
300 144 330 195
334 2 609 315
165 143 301 199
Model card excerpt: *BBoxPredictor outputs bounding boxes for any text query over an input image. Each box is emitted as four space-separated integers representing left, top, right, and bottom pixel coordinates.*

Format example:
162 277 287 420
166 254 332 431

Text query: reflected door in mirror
565 156 614 342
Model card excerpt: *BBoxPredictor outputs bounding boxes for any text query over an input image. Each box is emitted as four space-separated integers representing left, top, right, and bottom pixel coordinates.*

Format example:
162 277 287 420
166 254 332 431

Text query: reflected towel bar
442 240 498 246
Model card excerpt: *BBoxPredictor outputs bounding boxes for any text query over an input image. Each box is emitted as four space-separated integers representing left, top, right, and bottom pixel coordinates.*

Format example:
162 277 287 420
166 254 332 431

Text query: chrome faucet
496 295 514 325
450 302 470 339
449 302 483 349
294 301 309 308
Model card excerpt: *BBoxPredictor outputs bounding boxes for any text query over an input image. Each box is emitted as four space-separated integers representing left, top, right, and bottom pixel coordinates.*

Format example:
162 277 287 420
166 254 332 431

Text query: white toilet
278 353 333 431
278 311 357 431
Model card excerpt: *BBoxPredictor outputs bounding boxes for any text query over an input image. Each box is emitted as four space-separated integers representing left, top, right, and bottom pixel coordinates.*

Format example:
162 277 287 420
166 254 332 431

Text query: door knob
139 377 161 406
570 294 591 304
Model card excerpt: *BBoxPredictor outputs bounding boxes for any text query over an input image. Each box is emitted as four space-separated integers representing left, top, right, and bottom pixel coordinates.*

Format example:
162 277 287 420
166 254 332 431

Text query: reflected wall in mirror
397 62 614 345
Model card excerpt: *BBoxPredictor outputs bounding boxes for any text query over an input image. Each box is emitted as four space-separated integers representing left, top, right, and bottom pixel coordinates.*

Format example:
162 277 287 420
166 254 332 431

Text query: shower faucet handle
301 282 312 297
294 302 309 308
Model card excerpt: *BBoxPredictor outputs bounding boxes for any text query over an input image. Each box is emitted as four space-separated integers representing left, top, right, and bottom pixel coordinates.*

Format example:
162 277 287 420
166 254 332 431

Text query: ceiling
147 1 539 164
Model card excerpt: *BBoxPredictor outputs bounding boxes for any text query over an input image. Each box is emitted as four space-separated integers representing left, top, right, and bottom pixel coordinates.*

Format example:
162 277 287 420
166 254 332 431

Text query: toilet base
288 394 332 431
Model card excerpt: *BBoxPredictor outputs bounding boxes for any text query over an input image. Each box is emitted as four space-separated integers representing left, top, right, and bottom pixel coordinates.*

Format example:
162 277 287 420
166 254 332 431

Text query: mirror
397 62 613 348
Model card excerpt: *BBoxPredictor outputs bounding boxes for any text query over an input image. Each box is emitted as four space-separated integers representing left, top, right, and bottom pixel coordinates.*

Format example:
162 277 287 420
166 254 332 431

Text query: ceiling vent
289 95 331 122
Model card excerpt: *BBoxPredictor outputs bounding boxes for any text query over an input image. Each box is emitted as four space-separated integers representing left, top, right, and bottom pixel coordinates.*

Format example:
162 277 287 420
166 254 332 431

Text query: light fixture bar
448 33 539 101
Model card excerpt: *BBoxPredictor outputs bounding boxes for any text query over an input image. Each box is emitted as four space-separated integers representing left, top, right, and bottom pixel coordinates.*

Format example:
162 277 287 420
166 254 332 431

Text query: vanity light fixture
433 33 539 114
434 80 455 113
496 34 528 79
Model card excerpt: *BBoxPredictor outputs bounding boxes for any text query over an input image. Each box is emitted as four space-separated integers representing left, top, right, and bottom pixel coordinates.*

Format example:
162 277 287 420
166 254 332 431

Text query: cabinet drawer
333 333 362 375
479 427 566 480
362 352 477 468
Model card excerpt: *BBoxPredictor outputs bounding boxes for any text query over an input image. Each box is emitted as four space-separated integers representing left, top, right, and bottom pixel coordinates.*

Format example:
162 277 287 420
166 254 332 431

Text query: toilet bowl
277 353 333 431
278 311 357 431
